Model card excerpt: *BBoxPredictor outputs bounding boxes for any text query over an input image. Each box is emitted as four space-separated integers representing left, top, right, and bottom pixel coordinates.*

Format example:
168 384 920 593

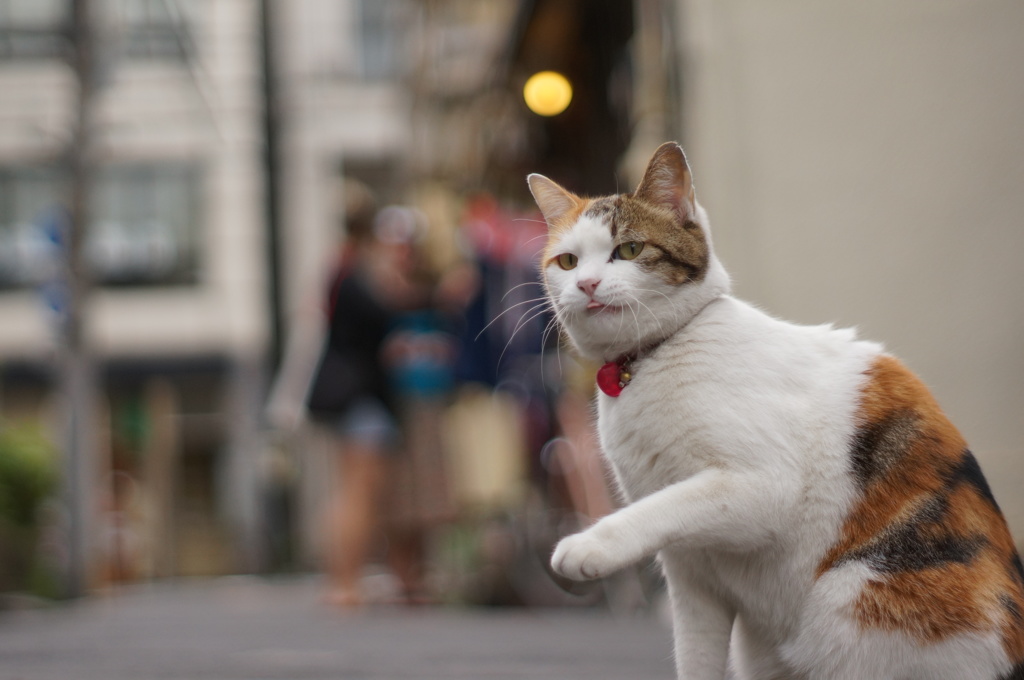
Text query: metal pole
60 0 99 599
259 0 284 373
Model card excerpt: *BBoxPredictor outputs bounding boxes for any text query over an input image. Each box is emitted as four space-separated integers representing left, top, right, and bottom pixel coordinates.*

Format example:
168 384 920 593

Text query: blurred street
0 576 674 680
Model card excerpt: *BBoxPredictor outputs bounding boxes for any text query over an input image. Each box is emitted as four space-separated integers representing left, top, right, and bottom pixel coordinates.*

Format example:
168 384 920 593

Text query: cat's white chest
595 337 731 502
594 297 875 505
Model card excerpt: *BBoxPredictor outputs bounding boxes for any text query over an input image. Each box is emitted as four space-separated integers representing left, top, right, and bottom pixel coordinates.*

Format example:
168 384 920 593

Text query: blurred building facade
0 0 276 582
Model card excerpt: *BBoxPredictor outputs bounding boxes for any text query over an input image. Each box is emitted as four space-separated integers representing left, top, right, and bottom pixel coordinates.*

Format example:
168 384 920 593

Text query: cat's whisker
476 296 550 341
624 297 645 341
539 315 564 382
516 231 552 248
632 287 674 304
609 298 631 349
503 303 550 352
540 314 558 354
517 230 555 260
551 318 565 377
509 302 551 339
619 296 640 335
496 304 551 369
501 280 544 302
630 295 665 336
512 217 548 227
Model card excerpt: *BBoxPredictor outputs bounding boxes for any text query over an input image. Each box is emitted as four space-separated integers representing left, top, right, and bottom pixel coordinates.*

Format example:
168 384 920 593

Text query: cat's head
528 142 731 362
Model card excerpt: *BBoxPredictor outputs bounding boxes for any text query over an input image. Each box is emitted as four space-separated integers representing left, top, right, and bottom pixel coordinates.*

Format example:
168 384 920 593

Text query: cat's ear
634 142 696 220
527 174 581 228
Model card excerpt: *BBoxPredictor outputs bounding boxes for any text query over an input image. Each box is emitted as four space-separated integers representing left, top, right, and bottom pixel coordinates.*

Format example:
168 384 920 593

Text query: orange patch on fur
819 355 1024 659
858 565 991 641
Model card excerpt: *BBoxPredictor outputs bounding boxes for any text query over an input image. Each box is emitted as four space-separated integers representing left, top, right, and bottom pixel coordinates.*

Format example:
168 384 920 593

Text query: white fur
546 204 1016 679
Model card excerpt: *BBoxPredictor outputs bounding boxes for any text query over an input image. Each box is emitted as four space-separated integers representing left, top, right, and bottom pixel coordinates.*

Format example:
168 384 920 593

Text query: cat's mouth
586 300 620 314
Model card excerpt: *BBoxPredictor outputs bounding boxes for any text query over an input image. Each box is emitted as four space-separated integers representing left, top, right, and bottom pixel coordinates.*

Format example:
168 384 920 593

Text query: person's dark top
307 267 398 420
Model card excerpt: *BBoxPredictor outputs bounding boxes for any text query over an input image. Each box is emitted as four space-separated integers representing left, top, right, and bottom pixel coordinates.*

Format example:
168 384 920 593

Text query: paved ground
0 577 675 680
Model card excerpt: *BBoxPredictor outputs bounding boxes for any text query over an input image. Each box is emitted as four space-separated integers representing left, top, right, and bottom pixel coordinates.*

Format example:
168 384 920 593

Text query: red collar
595 337 670 397
597 356 634 397
594 304 716 397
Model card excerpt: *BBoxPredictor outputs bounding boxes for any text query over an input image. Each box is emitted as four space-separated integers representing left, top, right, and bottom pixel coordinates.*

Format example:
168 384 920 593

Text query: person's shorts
335 397 400 452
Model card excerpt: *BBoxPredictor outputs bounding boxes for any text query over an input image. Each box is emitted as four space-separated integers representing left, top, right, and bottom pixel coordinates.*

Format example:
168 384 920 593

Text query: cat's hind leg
728 616 798 680
784 563 1013 680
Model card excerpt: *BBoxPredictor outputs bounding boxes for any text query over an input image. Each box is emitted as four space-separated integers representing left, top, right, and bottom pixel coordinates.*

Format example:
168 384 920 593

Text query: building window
0 0 195 62
109 0 195 61
91 163 201 286
0 166 61 287
358 0 411 80
0 0 65 60
0 163 202 289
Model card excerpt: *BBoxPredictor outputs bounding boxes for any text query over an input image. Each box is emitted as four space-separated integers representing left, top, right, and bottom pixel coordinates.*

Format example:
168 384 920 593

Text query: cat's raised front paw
551 531 618 581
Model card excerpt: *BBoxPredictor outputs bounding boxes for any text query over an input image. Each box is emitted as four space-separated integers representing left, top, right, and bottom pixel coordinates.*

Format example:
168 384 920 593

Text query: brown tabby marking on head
585 194 710 285
818 355 1024 658
533 143 710 286
617 193 709 285
583 196 621 221
539 192 710 286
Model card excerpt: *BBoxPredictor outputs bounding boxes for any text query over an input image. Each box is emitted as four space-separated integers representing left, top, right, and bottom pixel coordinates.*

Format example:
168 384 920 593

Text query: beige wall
679 0 1024 534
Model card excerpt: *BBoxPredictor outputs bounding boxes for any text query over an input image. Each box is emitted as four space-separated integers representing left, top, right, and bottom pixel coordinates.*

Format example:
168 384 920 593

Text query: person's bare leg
388 527 429 604
326 441 388 607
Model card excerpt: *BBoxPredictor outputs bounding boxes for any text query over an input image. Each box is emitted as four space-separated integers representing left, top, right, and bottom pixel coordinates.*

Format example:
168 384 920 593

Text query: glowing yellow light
523 71 573 117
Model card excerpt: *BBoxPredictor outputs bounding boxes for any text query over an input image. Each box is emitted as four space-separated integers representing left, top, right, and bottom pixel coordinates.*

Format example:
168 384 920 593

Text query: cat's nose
577 278 601 297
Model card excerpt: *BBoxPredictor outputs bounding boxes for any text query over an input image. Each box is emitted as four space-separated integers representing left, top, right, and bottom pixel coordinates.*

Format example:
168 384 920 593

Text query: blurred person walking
303 200 467 607
304 203 428 608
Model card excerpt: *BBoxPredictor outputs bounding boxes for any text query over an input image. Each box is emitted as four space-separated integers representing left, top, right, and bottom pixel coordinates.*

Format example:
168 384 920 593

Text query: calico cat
528 142 1024 680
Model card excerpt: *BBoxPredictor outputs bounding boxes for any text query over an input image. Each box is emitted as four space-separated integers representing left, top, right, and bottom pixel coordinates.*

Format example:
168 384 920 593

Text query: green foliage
0 422 58 528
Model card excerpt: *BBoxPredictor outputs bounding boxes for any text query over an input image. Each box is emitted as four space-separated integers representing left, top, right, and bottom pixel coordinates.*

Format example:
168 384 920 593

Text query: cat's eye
555 253 578 270
614 241 644 260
